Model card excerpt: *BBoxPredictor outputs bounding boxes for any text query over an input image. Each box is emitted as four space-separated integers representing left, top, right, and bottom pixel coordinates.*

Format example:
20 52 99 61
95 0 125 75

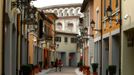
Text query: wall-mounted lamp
90 20 95 29
106 5 120 24
90 19 101 31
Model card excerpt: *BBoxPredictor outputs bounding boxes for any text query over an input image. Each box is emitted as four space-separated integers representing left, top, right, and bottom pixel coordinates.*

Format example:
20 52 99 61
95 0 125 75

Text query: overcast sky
32 0 83 8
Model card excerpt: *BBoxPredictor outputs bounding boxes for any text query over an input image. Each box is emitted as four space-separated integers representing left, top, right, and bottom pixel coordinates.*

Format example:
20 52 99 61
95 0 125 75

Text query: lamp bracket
93 29 101 32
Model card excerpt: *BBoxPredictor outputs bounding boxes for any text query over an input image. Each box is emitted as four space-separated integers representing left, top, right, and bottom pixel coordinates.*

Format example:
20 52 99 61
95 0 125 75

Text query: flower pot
20 64 34 75
91 63 98 73
108 65 116 75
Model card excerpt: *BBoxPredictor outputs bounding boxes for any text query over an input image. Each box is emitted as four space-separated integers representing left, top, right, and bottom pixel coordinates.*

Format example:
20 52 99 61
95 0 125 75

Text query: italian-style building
121 0 134 75
41 3 84 67
81 0 121 75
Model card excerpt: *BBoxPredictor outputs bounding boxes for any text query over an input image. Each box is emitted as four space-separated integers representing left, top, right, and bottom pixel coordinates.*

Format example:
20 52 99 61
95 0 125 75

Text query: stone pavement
37 67 80 75
36 68 55 75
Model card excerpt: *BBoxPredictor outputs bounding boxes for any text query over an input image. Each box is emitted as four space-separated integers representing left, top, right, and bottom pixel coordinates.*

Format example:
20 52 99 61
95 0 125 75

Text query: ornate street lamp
84 27 88 34
106 5 120 23
90 19 95 30
106 5 113 20
90 19 101 31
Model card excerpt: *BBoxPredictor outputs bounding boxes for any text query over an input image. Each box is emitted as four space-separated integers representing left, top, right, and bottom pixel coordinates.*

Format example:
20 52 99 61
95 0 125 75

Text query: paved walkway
37 67 77 75
46 67 77 75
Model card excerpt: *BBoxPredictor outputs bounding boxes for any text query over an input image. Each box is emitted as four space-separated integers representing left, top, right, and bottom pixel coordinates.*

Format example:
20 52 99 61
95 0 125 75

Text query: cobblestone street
46 67 77 75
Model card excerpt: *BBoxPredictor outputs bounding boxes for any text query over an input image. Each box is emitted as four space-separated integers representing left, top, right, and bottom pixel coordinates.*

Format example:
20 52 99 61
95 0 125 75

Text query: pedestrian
55 58 58 72
58 59 63 71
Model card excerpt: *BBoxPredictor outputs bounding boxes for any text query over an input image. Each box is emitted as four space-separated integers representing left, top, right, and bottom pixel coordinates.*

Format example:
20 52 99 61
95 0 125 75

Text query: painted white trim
103 32 110 39
102 9 120 22
94 36 101 42
111 29 120 36
94 29 120 42
122 23 134 31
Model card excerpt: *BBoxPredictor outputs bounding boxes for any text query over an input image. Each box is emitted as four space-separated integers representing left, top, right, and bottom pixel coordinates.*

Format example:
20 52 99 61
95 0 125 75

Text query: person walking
55 58 58 72
58 59 63 72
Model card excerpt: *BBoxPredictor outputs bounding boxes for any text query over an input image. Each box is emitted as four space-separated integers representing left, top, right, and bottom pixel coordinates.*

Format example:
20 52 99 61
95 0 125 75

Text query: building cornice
40 3 82 10
58 16 80 19
56 31 78 35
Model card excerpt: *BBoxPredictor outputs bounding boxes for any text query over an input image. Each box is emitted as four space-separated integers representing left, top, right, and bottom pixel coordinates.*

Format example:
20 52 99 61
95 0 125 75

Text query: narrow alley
0 0 134 75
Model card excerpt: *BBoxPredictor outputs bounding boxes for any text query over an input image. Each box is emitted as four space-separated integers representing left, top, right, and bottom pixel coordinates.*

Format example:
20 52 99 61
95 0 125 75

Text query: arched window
67 23 73 32
59 10 63 17
64 9 68 16
57 22 62 31
54 10 58 16
69 9 74 16
75 8 80 15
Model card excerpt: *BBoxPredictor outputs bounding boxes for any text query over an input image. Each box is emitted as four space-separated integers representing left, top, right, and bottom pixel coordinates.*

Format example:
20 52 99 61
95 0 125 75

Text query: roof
44 13 58 19
80 0 89 12
39 11 53 24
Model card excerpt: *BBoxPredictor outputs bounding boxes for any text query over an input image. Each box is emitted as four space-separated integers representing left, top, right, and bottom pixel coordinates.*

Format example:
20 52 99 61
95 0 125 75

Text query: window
104 0 106 16
110 0 112 7
64 37 68 42
57 22 62 31
79 18 83 24
70 9 74 16
59 10 63 16
103 21 106 29
55 37 61 42
64 9 68 16
75 8 79 15
71 38 77 43
67 23 73 32
96 9 99 29
116 0 118 8
54 10 58 16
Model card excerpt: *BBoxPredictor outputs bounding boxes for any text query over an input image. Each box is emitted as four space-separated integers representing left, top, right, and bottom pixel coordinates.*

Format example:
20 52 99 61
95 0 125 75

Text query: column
0 0 3 74
109 33 112 65
66 52 69 66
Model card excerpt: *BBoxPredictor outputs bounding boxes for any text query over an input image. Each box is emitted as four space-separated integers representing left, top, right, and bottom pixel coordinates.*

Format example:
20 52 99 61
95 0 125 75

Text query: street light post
90 19 102 75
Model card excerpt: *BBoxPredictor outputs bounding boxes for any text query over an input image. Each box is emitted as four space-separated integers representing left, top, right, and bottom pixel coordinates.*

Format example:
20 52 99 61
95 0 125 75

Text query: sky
32 0 83 8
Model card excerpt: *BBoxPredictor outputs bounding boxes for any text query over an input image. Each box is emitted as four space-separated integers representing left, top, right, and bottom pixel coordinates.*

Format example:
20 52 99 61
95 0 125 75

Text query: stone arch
69 8 75 16
58 8 64 17
53 9 58 16
75 7 80 15
45 9 49 12
63 8 69 16
49 9 53 12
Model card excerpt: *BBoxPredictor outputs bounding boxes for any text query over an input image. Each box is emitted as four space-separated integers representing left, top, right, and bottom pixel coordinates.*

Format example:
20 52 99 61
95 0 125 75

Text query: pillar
0 0 3 74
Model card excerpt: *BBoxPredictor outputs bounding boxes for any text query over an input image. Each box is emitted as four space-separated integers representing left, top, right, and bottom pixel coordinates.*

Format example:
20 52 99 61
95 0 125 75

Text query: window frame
64 37 68 43
71 38 77 43
55 37 61 42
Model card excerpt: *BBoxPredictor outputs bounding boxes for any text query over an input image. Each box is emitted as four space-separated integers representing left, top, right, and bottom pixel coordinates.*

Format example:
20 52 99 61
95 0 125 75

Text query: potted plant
108 65 116 75
91 63 98 72
20 64 33 75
